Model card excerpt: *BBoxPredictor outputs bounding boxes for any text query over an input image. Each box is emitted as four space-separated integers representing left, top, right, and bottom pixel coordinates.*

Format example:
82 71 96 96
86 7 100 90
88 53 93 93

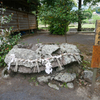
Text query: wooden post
91 20 100 94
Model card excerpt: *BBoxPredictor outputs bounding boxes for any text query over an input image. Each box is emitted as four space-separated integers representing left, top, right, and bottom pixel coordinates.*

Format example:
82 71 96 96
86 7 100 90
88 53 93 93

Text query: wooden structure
0 0 37 33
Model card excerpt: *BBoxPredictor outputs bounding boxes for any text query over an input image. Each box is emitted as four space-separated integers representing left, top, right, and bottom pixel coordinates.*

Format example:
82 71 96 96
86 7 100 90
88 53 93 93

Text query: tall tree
78 0 82 31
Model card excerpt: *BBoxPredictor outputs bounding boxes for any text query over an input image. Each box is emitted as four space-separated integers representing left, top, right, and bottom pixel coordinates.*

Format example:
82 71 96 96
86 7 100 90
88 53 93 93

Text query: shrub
39 0 76 35
0 8 21 67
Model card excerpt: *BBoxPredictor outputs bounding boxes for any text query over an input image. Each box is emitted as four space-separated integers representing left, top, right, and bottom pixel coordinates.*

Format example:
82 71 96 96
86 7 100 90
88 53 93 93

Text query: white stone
67 83 74 89
48 83 59 90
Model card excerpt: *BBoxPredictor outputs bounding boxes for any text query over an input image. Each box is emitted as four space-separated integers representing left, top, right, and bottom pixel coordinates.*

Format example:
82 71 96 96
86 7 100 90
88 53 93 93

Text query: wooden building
0 0 37 33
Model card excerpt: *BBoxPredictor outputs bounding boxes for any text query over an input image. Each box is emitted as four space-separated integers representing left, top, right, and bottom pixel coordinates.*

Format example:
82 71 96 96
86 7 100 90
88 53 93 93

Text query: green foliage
81 60 90 70
39 0 92 35
49 23 69 35
0 34 21 67
84 0 100 6
62 83 68 88
27 0 40 11
0 8 21 67
92 14 100 24
82 10 92 19
39 0 76 35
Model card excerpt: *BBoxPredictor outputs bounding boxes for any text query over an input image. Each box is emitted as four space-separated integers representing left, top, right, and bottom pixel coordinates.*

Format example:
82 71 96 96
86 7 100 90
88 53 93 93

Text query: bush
0 7 21 67
49 23 69 35
0 34 21 67
39 0 75 35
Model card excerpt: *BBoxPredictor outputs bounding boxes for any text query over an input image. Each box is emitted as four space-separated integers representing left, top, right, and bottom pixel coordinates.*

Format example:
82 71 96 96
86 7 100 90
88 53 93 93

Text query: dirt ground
0 31 100 100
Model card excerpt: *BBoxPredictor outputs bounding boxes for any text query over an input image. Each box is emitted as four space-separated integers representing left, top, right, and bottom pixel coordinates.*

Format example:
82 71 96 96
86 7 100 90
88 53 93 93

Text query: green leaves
39 0 76 35
0 33 21 67
0 8 21 67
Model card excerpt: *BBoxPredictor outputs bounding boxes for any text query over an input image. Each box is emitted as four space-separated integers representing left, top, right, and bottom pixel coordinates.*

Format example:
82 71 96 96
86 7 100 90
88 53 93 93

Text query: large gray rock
4 43 81 74
83 70 93 83
5 48 39 68
54 72 76 83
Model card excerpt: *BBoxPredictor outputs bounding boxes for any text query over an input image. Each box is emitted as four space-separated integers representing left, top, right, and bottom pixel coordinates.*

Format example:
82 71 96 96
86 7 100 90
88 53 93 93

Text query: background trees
39 0 92 35
39 0 76 35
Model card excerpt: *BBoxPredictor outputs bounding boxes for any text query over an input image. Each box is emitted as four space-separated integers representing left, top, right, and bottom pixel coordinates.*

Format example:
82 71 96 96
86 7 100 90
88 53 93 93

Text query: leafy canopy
39 0 76 24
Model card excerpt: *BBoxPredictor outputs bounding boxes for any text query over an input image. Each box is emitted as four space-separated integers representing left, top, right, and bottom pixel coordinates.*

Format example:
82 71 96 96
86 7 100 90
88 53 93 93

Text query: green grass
82 24 95 28
68 24 95 29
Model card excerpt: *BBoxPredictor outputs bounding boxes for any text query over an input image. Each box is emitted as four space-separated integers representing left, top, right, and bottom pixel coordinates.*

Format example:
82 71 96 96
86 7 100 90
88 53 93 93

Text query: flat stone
67 83 74 89
5 48 39 68
54 72 76 83
60 43 80 53
37 76 51 83
4 43 81 74
41 44 59 57
48 83 59 90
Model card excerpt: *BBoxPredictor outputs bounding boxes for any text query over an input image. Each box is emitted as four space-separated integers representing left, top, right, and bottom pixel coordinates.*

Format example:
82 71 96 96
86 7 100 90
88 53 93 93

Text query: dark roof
0 0 36 12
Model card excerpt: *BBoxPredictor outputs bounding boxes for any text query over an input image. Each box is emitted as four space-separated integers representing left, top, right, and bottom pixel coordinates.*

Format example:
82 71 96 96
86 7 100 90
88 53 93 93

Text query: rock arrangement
4 43 81 74
3 43 94 90
37 72 76 89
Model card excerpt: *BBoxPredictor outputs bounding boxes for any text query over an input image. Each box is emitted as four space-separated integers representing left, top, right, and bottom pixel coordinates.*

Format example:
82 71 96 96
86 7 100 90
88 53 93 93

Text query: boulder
54 72 76 83
83 70 93 83
5 48 38 68
4 43 81 74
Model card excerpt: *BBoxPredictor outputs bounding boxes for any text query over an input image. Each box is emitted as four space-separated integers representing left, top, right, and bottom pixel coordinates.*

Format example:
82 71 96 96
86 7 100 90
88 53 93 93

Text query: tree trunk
64 25 67 43
78 0 82 31
36 10 38 30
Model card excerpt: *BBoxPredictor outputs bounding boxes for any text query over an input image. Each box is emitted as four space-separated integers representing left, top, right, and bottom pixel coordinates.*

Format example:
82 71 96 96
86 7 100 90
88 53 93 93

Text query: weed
37 39 40 43
35 82 39 86
81 60 91 70
31 76 36 82
62 83 68 88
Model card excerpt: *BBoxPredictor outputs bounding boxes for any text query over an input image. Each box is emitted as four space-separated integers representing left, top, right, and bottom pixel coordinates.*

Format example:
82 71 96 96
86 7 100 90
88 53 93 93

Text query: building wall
0 8 37 33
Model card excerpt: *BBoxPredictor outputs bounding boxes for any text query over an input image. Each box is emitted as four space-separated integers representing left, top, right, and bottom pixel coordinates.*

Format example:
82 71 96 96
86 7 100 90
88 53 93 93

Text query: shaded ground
0 31 100 100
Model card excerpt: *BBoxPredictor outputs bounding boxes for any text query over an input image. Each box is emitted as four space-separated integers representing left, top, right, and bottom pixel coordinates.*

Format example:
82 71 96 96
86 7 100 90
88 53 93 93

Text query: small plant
76 73 79 77
62 83 68 88
28 76 38 86
81 60 90 70
37 39 40 43
81 81 84 85
35 82 39 86
31 76 36 82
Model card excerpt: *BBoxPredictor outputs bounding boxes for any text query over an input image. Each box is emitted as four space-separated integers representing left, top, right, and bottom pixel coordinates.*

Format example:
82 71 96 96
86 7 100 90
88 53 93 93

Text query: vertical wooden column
16 11 19 32
91 20 100 94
